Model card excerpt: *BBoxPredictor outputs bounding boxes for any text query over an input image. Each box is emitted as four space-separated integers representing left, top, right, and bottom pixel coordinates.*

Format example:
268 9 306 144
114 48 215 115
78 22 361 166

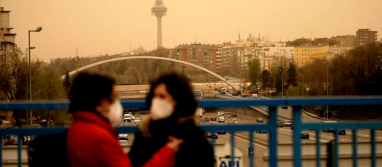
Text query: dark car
338 130 346 135
282 105 288 109
256 118 264 123
255 129 268 134
210 117 217 121
301 132 309 139
240 93 247 97
205 132 218 139
217 130 226 134
219 91 227 94
255 123 268 133
277 120 285 128
231 113 237 117
232 91 241 96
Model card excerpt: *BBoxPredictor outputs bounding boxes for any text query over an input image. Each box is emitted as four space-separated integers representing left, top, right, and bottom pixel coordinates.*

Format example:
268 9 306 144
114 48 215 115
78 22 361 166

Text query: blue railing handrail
3 97 382 111
1 97 382 167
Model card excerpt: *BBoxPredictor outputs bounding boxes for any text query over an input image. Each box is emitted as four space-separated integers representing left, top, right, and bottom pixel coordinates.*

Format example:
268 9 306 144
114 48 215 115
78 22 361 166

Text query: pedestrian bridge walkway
0 97 382 167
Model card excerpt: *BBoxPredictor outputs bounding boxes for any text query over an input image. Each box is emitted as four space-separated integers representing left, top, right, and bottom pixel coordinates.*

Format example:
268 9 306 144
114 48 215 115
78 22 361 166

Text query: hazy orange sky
3 0 382 62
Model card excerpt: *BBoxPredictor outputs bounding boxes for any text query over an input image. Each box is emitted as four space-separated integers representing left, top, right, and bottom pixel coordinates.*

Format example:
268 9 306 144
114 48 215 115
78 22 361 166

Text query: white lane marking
226 134 269 149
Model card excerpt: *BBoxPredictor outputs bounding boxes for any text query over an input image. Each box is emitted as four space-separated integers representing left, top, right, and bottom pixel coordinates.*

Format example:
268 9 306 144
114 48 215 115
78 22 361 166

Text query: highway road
216 93 382 139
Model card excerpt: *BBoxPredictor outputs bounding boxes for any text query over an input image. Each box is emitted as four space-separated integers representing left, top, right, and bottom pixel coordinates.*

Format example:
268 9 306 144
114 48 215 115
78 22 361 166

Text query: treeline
0 49 69 126
245 43 382 120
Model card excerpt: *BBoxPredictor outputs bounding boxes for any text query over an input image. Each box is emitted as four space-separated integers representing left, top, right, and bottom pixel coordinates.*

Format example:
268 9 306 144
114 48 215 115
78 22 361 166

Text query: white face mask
108 99 123 125
151 98 174 120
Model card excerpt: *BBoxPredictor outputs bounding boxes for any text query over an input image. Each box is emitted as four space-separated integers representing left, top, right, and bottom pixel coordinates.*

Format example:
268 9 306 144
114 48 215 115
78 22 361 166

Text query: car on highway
285 120 292 127
210 117 217 121
252 94 258 98
240 93 248 97
256 118 264 123
220 111 225 115
301 132 309 139
338 130 346 135
255 123 268 133
322 121 340 133
232 91 241 96
277 120 285 127
218 116 225 123
231 113 237 117
246 91 255 96
282 105 288 109
219 91 227 94
205 132 218 139
204 117 210 121
255 129 268 134
119 140 128 145
217 130 226 134
228 119 237 125
118 134 128 140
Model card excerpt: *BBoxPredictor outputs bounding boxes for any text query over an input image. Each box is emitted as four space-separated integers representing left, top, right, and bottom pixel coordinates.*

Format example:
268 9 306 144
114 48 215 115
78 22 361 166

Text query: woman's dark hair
69 72 115 113
146 72 197 118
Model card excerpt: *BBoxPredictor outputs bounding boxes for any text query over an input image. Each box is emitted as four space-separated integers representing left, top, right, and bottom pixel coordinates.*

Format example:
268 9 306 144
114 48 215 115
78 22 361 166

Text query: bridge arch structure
60 56 235 88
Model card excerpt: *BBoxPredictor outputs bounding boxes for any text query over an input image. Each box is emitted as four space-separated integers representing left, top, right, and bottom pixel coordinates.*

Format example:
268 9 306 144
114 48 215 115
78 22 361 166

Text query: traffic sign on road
218 157 241 167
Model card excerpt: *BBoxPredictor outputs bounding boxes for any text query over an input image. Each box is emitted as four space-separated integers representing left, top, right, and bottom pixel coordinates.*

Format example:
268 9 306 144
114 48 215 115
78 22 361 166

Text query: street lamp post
299 74 304 99
323 61 328 119
25 48 28 127
28 27 42 126
279 69 283 98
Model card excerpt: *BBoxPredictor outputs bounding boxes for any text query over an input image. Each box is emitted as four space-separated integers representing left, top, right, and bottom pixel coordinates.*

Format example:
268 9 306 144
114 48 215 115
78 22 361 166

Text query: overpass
59 56 236 88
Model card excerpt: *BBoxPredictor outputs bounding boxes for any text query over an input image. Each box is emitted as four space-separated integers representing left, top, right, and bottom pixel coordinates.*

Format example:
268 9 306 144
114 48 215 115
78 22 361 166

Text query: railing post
293 106 302 167
334 130 339 167
0 134 2 167
316 130 321 167
371 129 376 167
17 135 21 167
250 131 254 167
269 106 277 167
352 129 357 167
231 131 235 167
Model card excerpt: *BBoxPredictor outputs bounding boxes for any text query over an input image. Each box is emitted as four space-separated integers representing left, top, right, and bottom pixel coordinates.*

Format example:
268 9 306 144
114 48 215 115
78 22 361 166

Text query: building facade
355 29 378 47
174 43 218 72
329 46 353 56
294 45 329 67
330 35 355 47
0 6 17 62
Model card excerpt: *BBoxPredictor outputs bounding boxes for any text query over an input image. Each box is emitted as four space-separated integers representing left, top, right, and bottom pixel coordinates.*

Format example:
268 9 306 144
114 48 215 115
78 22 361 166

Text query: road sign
218 157 241 167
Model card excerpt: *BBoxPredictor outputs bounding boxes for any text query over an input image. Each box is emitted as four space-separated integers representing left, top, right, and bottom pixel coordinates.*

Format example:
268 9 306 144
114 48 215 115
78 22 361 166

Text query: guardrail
1 97 382 167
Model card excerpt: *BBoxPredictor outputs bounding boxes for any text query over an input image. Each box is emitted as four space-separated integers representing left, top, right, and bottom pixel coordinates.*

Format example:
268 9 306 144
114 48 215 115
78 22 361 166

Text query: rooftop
175 43 219 49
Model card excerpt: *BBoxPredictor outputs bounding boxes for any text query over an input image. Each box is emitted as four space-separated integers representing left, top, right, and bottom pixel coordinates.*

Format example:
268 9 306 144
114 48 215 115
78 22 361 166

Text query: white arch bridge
60 56 235 88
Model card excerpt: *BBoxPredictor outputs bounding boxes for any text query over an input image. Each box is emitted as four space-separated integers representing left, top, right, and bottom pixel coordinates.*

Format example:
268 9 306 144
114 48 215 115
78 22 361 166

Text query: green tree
248 58 260 86
286 83 303 97
287 62 297 87
261 70 272 96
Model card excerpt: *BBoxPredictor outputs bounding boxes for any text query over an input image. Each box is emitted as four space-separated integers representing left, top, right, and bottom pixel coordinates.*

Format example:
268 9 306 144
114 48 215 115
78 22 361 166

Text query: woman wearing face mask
128 73 214 167
67 72 183 167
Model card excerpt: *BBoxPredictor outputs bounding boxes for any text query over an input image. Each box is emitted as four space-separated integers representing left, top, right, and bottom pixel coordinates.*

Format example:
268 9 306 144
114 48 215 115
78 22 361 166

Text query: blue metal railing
1 97 382 167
